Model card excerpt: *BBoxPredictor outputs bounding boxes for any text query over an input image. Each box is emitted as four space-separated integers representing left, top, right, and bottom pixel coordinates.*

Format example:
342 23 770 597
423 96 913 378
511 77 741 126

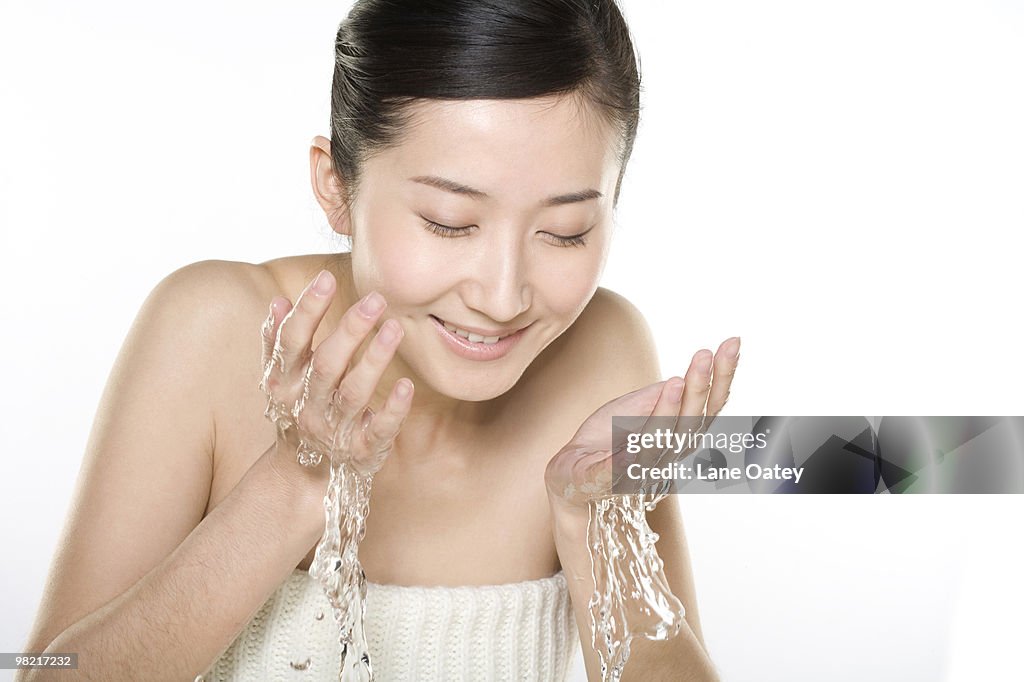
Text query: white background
2 1 1022 680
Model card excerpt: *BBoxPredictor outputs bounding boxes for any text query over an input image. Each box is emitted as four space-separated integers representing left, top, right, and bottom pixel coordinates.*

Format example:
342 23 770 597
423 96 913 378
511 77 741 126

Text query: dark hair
329 0 641 207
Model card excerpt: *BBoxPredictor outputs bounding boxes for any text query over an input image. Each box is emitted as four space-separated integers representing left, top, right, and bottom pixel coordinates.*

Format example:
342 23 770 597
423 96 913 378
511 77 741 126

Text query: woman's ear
309 135 352 236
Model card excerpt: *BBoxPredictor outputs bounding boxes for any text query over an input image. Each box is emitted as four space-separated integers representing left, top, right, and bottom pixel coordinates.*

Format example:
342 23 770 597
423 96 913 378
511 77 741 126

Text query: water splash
587 495 685 681
307 455 375 681
260 354 380 680
557 435 687 680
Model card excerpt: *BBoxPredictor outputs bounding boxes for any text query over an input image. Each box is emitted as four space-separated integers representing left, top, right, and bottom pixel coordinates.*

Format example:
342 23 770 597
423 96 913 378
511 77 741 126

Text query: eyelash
421 218 590 248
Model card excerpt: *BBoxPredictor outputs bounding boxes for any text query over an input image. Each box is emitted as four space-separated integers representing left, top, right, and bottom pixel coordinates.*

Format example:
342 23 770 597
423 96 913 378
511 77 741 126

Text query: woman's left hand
545 337 741 518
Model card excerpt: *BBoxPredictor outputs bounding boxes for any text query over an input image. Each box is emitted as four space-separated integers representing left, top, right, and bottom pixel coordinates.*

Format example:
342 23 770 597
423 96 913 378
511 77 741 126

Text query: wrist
548 494 589 542
260 443 329 538
547 497 599 597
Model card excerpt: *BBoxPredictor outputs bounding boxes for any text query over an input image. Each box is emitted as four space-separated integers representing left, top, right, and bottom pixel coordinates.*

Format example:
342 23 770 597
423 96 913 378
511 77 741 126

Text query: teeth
438 318 507 344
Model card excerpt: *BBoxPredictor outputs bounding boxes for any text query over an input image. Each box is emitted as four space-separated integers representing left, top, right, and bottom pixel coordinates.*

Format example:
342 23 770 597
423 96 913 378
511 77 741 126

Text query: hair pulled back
329 0 641 205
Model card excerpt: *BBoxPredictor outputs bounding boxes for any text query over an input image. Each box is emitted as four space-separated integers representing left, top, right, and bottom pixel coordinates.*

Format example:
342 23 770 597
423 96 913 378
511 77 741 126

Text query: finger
360 378 414 461
259 297 292 393
640 377 686 468
707 337 741 417
652 376 684 418
301 290 388 417
680 349 713 419
332 318 405 423
275 270 337 383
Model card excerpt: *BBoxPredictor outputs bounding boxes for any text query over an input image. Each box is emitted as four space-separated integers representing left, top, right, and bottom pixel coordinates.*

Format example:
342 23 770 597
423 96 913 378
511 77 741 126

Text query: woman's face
345 95 622 402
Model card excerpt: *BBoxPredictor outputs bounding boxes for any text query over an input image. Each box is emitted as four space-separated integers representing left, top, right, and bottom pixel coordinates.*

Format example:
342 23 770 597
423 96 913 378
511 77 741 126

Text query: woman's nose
465 235 532 323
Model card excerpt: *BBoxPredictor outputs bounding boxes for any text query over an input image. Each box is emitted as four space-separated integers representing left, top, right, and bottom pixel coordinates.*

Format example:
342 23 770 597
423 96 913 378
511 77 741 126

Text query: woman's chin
428 371 523 403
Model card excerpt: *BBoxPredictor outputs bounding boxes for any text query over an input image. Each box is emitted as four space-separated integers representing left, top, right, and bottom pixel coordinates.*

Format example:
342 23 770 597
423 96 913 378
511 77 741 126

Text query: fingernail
265 299 284 328
379 319 401 344
667 378 684 403
312 270 333 295
360 291 385 316
698 352 713 375
726 337 741 359
396 379 412 400
360 406 375 431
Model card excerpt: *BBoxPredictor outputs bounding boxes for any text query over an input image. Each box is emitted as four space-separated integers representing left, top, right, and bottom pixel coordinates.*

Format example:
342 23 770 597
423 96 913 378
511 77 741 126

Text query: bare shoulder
569 287 659 365
155 258 277 316
518 287 662 429
143 257 281 412
156 252 339 393
125 254 351 513
113 259 281 399
134 255 332 434
545 287 660 389
150 253 339 344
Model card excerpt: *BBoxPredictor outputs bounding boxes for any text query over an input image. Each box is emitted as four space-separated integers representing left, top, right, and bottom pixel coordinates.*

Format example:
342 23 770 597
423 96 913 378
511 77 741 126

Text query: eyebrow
409 175 602 207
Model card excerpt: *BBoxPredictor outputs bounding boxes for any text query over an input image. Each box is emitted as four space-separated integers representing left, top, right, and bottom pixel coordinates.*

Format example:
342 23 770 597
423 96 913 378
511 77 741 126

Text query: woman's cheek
353 216 431 298
541 251 606 319
373 234 448 302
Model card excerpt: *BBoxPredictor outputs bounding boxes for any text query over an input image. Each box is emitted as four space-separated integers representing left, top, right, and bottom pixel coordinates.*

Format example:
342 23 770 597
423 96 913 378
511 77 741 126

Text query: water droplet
315 610 324 620
289 657 311 671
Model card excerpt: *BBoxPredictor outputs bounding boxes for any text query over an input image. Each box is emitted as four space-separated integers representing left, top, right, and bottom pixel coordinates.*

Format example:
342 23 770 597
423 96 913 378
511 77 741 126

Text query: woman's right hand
258 269 413 497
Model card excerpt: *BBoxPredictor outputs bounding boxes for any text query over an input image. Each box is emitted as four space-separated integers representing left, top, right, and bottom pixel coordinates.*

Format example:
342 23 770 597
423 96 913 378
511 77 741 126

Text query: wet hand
545 337 741 515
259 270 414 487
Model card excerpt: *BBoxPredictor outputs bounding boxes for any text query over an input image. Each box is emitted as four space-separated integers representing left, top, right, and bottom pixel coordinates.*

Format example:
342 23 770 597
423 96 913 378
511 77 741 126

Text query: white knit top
202 568 579 681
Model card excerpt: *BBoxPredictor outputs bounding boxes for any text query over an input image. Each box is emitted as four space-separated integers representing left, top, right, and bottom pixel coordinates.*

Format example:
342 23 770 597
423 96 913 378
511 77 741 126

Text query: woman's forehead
369 95 621 203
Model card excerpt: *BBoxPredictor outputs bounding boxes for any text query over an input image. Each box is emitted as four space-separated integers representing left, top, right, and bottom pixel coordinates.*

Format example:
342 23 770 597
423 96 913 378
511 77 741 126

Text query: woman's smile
428 313 531 361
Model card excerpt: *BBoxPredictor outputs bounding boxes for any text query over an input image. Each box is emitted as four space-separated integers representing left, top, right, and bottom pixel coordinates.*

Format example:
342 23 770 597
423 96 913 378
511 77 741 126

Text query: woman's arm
17 261 325 681
548 289 722 681
22 443 323 682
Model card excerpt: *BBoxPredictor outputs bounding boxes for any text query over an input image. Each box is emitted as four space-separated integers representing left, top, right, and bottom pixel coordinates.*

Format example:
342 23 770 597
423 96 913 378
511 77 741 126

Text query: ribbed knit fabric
203 568 578 681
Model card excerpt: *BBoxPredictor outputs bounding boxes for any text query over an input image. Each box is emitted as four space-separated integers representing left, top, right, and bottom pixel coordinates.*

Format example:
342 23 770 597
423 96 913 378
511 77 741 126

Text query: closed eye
543 226 593 248
421 216 593 248
421 217 475 238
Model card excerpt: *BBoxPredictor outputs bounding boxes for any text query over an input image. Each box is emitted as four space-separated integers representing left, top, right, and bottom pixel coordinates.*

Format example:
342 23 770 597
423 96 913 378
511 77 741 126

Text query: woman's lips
429 315 528 361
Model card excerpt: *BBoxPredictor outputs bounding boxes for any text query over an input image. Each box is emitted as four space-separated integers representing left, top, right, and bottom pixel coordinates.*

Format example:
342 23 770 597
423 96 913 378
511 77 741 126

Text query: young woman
21 1 738 680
